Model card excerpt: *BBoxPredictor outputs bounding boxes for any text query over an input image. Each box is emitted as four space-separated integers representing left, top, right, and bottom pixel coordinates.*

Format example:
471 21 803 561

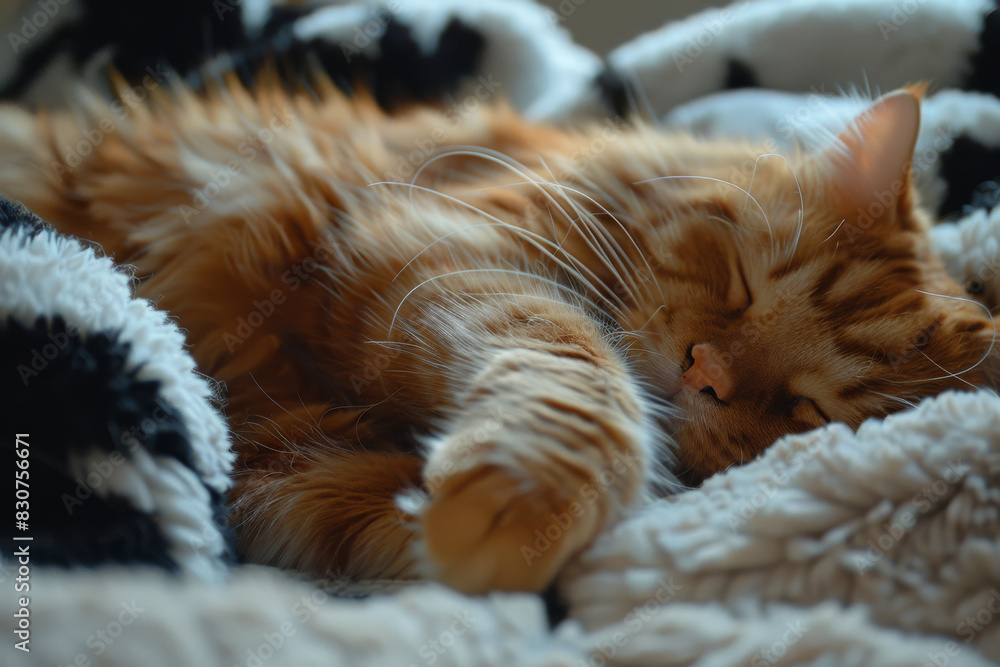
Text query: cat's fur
0 77 995 593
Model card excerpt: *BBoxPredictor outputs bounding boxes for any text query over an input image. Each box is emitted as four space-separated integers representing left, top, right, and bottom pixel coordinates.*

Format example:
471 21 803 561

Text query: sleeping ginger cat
0 79 995 593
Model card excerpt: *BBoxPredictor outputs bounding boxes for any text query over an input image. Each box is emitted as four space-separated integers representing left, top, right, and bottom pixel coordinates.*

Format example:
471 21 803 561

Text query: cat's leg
226 401 435 581
395 285 656 593
420 350 650 593
231 445 424 580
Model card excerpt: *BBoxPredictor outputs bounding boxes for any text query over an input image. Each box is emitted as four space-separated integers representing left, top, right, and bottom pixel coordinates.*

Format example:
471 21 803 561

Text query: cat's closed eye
737 265 753 311
724 263 753 314
790 396 829 425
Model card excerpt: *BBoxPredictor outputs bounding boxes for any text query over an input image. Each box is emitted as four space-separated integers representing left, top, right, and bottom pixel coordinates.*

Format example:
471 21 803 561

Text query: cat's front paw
417 400 647 593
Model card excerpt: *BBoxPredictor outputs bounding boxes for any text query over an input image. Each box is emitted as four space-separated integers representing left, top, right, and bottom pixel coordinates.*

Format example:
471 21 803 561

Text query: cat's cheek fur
412 348 652 594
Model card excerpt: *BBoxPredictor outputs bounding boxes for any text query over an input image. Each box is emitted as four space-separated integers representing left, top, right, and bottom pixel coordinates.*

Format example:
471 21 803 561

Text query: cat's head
565 89 997 484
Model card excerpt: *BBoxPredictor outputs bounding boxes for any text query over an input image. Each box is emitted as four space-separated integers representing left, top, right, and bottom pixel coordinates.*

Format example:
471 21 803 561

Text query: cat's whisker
545 188 643 302
704 215 763 247
821 219 847 245
238 418 325 470
628 345 671 362
539 180 664 303
236 419 291 453
386 268 595 340
351 389 404 446
544 178 634 267
463 291 593 314
628 346 684 386
393 320 448 359
633 304 667 333
366 180 627 316
618 329 654 341
480 176 654 303
892 289 998 384
389 154 614 276
535 158 570 241
405 144 654 299
634 174 775 256
751 153 804 260
570 211 646 305
435 263 606 317
387 221 523 281
645 402 684 421
364 340 425 353
245 373 330 441
917 349 979 390
536 163 633 291
564 166 629 220
408 145 566 214
872 391 919 410
240 375 389 466
399 146 583 247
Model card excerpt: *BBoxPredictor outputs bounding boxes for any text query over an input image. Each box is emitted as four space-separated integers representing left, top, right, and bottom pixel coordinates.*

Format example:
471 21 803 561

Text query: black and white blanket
4 0 1000 664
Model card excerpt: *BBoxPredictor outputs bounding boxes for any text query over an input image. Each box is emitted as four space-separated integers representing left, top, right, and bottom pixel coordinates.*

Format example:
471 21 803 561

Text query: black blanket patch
0 312 208 565
260 15 486 109
964 0 1000 99
2 315 197 471
0 196 49 238
936 136 1000 219
20 460 179 571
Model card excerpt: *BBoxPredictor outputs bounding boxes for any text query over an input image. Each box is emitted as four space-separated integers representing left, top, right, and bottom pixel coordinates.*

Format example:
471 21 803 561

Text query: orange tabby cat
0 78 995 593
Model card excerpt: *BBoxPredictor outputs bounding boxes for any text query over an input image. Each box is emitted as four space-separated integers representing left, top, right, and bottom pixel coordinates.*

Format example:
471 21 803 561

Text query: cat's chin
662 376 687 402
664 386 703 410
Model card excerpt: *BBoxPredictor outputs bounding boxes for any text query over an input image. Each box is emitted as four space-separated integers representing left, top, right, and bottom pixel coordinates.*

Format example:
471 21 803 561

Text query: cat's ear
824 86 925 229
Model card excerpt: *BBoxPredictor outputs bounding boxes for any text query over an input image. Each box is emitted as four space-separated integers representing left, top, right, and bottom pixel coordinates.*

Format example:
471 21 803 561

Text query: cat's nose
680 343 733 401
